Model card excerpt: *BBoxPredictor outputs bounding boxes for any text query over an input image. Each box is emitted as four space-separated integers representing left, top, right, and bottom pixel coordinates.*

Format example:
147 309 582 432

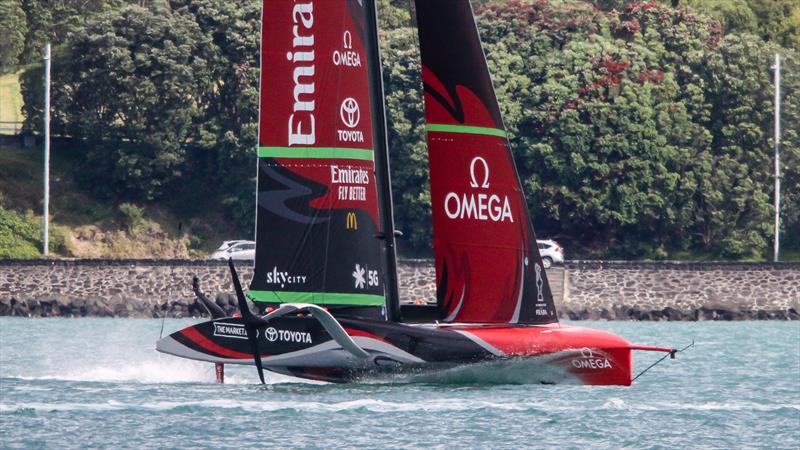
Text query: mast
364 0 401 321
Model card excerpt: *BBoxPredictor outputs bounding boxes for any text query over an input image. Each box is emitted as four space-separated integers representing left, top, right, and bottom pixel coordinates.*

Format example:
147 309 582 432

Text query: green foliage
169 0 262 232
0 0 26 73
20 0 262 230
0 207 40 258
11 0 799 260
118 203 145 234
687 0 758 35
0 207 66 258
22 5 213 199
380 2 432 251
747 0 800 47
18 0 123 66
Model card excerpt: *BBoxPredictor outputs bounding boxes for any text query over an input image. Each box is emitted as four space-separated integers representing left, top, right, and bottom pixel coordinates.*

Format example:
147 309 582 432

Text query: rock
1 259 798 319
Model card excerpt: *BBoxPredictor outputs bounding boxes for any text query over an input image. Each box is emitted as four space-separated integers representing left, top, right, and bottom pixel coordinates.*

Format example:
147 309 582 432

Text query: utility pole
43 43 51 256
773 53 781 263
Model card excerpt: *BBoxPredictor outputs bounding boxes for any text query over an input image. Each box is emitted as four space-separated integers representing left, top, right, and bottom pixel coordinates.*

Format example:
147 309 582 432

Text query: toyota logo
265 327 278 342
340 97 360 128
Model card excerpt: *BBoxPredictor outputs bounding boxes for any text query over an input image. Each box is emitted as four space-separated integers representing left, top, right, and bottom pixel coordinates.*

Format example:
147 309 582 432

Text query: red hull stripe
463 325 630 356
181 327 269 360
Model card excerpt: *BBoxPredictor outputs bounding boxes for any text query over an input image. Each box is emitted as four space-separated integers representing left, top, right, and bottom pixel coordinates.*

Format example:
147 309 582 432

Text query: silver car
536 239 564 269
210 240 256 261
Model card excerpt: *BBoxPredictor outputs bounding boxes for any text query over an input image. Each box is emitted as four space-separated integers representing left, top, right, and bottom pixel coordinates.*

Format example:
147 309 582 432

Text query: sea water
1 318 798 449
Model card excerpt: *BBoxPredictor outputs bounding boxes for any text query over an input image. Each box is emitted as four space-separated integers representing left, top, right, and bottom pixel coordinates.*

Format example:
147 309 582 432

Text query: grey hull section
156 334 424 369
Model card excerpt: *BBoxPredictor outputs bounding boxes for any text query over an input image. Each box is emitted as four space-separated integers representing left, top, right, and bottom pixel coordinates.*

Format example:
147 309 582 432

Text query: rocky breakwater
0 259 437 318
0 259 798 320
562 261 800 320
0 259 246 318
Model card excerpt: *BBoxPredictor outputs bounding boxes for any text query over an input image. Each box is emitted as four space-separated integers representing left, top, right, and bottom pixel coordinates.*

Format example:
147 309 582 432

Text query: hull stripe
453 330 505 356
181 327 268 360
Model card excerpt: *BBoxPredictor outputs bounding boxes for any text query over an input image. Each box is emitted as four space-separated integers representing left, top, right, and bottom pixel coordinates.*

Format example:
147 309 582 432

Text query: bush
118 203 146 234
0 207 66 258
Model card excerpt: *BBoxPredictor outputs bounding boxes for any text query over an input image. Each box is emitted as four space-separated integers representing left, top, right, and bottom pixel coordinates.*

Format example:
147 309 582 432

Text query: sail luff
364 0 401 322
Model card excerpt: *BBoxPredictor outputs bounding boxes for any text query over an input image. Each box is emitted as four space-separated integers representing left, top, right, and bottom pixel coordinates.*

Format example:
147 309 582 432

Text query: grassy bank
0 143 239 259
1 141 794 261
0 73 23 134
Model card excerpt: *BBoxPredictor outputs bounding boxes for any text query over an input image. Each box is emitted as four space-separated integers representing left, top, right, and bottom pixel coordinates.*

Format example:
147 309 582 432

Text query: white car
537 239 564 269
210 240 256 261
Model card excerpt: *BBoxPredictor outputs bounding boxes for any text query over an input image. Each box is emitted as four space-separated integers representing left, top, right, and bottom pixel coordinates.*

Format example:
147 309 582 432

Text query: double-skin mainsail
250 0 557 325
250 0 393 320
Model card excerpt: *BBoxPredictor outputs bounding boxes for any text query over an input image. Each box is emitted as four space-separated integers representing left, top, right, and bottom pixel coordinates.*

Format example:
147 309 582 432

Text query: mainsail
249 0 386 318
414 0 558 324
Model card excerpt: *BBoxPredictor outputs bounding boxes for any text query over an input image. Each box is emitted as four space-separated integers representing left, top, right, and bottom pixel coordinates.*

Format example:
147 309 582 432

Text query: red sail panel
415 0 558 324
250 0 385 316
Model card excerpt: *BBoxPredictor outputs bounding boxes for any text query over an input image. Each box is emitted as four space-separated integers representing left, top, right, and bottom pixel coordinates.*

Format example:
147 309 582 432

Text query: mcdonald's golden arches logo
346 212 358 230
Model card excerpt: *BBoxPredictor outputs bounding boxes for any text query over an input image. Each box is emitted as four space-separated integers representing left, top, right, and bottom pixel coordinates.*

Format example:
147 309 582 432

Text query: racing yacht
157 0 679 385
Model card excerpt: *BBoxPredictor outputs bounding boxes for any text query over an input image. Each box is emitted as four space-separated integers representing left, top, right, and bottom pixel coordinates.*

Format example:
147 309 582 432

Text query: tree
0 0 26 73
697 35 798 257
379 4 432 252
747 0 800 47
686 0 758 35
14 0 797 259
19 0 123 66
168 0 261 231
22 5 213 199
473 0 716 257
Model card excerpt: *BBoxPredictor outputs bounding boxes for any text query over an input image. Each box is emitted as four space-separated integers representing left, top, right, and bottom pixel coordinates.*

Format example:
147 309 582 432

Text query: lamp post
43 43 51 256
773 53 781 263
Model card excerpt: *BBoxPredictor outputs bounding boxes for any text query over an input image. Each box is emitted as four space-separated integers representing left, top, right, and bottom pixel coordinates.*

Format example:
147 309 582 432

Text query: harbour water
1 318 798 449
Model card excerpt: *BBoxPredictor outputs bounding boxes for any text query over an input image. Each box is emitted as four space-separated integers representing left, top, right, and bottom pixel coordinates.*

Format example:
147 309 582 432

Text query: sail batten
258 147 375 161
248 290 384 306
426 124 507 138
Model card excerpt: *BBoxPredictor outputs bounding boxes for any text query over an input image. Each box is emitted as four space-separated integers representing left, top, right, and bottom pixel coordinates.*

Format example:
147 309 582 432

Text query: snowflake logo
352 264 366 289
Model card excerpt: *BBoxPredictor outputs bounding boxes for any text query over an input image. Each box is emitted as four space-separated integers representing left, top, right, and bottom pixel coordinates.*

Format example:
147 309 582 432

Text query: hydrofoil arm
259 303 370 359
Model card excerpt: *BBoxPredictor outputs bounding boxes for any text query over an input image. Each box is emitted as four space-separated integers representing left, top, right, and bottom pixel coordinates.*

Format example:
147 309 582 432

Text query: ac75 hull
156 318 668 385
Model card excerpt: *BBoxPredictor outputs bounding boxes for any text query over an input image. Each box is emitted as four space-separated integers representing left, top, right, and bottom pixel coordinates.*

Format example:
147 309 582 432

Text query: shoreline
1 298 797 320
1 259 797 320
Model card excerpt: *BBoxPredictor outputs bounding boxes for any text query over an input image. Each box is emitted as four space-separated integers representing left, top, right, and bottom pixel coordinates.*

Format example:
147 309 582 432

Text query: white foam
5 356 316 385
603 397 626 409
655 401 800 412
0 398 544 414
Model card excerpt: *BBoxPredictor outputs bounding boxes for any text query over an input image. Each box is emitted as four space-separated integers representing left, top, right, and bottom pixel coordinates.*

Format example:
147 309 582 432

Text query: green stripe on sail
426 123 507 138
258 146 374 161
248 290 385 306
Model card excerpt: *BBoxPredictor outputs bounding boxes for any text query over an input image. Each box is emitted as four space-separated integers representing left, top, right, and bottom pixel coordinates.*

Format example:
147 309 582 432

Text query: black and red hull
157 318 670 385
